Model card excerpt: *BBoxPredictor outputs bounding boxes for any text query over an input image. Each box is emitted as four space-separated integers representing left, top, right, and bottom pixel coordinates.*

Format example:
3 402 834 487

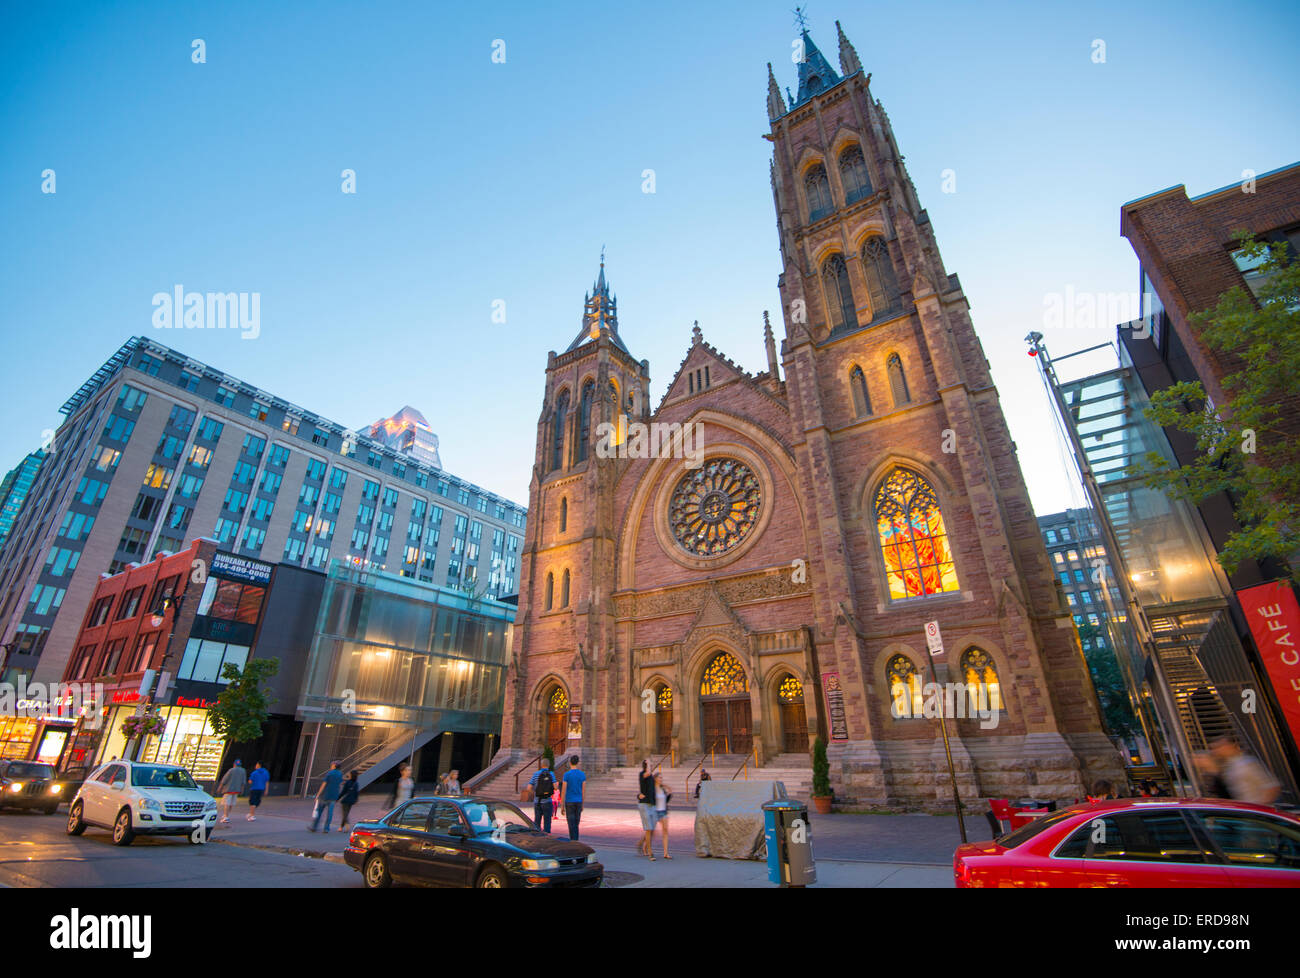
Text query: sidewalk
203 794 959 887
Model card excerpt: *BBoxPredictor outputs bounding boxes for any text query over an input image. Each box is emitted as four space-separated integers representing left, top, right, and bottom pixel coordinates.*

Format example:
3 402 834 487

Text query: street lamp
129 593 186 762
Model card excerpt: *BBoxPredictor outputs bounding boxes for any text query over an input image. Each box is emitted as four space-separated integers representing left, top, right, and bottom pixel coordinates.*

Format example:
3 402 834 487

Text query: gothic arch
849 452 959 524
955 638 1014 723
867 464 963 601
617 410 806 589
531 674 571 747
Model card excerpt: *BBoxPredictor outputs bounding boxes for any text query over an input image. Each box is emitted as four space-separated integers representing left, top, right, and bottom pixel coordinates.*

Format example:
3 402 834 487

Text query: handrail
650 748 676 772
730 742 760 781
683 738 725 799
514 738 566 793
302 735 398 795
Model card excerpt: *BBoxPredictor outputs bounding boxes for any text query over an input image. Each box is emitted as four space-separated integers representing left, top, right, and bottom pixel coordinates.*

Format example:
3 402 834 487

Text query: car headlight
8 783 22 793
521 858 559 871
139 797 161 812
49 785 62 795
586 853 597 864
204 800 217 812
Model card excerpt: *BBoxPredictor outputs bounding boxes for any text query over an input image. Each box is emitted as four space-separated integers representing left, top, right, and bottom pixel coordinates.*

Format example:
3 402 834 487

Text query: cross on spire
793 5 811 32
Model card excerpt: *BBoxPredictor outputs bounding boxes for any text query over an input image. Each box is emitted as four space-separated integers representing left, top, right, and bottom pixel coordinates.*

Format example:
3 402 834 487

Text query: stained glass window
669 458 761 557
548 687 568 713
887 654 923 718
961 648 1003 713
657 685 673 711
874 468 959 599
700 653 748 698
822 254 856 331
778 675 804 703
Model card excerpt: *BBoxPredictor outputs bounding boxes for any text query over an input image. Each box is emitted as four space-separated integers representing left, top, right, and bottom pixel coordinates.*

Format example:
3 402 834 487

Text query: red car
954 797 1300 887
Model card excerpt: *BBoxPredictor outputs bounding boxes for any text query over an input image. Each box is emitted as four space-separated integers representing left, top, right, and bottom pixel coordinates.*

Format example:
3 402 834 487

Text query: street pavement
0 795 975 887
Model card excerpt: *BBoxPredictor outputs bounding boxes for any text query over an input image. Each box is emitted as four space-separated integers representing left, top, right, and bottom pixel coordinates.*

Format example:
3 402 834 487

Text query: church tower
500 257 651 770
766 21 1121 798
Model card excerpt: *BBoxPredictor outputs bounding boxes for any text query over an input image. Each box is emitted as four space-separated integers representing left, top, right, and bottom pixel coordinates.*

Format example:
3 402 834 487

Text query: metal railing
514 739 567 794
730 742 759 781
683 738 725 799
650 748 676 772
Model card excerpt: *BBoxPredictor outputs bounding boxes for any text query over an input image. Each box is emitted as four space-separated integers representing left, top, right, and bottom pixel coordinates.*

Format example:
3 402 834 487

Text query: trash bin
762 799 816 887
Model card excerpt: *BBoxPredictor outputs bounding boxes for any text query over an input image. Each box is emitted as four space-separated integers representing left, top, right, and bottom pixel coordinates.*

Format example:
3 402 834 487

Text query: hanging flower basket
121 712 167 739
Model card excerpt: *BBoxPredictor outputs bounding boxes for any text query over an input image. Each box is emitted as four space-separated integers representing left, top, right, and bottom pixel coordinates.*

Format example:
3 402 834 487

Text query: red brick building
495 23 1123 806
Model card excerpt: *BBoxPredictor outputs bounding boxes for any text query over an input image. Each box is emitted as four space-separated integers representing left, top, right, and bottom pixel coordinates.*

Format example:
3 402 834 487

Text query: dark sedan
0 760 64 814
344 795 603 888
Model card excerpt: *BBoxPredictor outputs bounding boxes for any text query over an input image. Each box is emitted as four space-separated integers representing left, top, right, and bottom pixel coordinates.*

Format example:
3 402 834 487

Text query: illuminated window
549 687 568 713
887 654 923 718
700 652 748 697
657 685 673 711
778 675 804 703
874 467 959 599
961 648 1003 714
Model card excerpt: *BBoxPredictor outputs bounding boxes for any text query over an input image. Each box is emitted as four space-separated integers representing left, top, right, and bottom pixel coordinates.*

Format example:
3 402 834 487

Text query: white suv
67 760 218 846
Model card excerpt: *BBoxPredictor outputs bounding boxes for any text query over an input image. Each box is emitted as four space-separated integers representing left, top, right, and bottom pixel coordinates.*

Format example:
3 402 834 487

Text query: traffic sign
925 620 944 655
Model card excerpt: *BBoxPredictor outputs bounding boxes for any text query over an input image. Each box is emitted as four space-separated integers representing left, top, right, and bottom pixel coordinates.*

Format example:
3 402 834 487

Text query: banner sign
211 552 273 585
1237 581 1300 753
821 671 849 741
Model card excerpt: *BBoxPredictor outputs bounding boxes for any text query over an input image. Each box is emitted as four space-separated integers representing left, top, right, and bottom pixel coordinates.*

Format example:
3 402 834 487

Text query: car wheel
476 864 508 888
111 808 135 846
66 801 86 836
363 852 392 889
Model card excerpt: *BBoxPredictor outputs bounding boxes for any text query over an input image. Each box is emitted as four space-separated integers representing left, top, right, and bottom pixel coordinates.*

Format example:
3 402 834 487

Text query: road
0 810 359 888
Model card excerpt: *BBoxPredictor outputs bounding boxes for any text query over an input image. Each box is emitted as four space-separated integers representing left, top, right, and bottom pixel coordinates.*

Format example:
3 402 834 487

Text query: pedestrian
1193 752 1230 798
435 772 448 795
310 761 344 832
1211 736 1280 805
336 769 361 830
528 759 558 832
695 768 711 800
445 769 461 794
636 760 657 859
1087 778 1120 802
653 771 672 859
217 759 247 823
559 754 586 841
246 761 270 821
387 763 414 810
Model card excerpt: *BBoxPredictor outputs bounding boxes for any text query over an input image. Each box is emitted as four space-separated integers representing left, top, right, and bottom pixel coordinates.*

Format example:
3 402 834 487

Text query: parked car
66 760 218 846
954 797 1300 887
0 760 63 814
345 795 603 888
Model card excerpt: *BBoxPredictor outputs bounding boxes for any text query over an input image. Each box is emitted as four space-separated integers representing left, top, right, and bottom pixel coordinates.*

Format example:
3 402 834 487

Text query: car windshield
5 762 55 779
996 808 1079 849
131 765 198 790
461 801 537 836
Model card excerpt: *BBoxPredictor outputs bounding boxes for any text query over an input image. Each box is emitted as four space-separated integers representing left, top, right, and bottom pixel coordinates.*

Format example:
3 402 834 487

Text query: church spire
835 20 861 76
766 62 786 122
793 29 840 105
566 250 630 354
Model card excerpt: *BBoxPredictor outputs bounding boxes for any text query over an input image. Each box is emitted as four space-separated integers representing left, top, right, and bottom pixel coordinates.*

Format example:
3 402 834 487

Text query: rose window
669 458 762 556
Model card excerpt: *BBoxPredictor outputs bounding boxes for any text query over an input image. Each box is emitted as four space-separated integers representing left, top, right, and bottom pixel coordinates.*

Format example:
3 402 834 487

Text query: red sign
176 696 213 709
109 690 140 704
1237 581 1300 753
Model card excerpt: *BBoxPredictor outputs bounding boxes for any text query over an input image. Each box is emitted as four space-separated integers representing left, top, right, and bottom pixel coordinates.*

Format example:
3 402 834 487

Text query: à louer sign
1237 581 1300 753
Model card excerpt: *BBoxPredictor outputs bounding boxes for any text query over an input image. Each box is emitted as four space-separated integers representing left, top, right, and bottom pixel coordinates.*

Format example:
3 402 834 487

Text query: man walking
246 761 270 821
310 761 344 833
216 759 246 823
559 755 586 841
1211 736 1280 805
529 759 558 832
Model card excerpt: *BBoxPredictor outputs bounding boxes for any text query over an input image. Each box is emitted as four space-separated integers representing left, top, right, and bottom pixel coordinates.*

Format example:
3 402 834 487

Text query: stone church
490 23 1124 805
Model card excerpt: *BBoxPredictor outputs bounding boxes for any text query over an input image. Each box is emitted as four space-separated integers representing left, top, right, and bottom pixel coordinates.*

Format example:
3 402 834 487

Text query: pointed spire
836 20 861 76
794 29 840 105
766 62 786 122
763 310 780 380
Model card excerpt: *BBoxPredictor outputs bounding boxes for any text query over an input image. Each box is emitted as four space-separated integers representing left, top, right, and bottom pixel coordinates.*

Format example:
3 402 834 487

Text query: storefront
0 717 39 761
137 699 225 782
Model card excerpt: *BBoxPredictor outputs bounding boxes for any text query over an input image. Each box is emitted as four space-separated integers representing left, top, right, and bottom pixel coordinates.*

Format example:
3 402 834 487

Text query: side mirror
448 825 467 838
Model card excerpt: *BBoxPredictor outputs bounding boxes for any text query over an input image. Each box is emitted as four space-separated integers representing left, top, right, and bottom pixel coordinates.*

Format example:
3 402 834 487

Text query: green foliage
1135 236 1300 580
541 743 554 766
1077 623 1138 741
207 658 279 744
812 736 831 797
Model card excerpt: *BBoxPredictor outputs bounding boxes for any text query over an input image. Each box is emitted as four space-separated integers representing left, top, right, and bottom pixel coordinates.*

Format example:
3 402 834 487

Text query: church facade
495 23 1124 806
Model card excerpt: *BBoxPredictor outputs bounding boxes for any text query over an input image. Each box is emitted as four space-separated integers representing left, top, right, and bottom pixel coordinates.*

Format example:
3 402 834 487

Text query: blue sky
2 0 1297 512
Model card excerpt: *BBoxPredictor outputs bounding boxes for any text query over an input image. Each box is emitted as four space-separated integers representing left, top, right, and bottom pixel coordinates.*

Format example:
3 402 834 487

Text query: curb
207 837 343 863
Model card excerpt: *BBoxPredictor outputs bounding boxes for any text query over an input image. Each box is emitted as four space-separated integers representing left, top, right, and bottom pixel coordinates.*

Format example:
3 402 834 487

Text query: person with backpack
528 759 558 832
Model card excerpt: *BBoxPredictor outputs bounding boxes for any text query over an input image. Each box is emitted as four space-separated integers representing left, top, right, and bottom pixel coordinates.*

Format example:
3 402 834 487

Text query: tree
1077 622 1138 742
1137 236 1300 580
207 658 279 744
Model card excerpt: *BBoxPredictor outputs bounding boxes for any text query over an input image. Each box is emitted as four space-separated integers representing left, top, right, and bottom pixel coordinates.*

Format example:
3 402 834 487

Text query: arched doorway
545 685 568 748
699 652 752 753
654 684 673 754
777 674 807 753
